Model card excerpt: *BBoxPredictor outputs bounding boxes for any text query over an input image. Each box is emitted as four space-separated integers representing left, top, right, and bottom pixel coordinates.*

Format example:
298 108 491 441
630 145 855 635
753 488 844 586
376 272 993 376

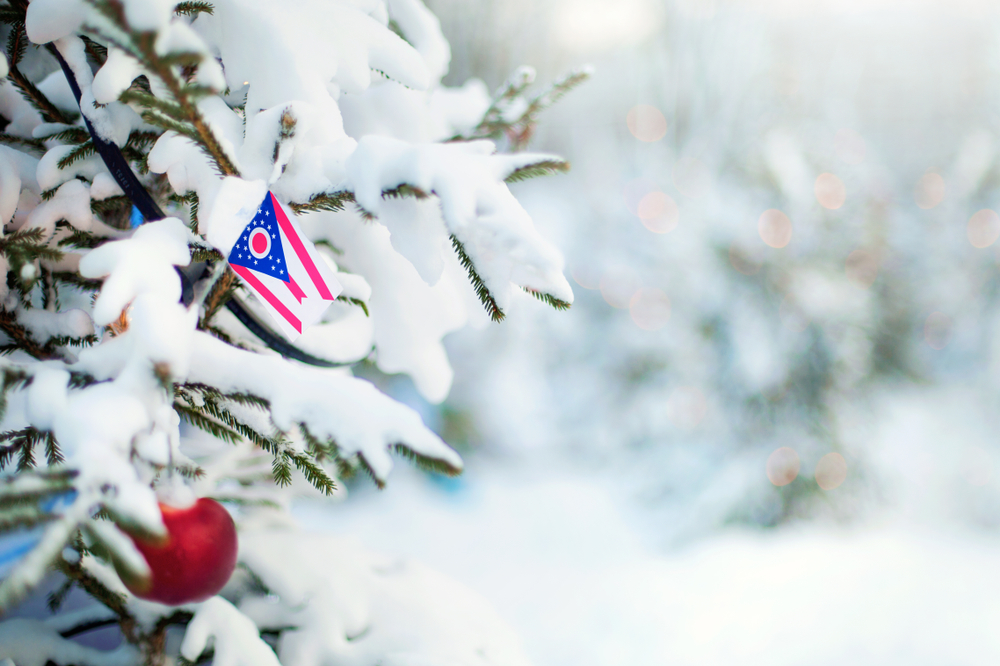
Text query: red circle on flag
249 228 271 259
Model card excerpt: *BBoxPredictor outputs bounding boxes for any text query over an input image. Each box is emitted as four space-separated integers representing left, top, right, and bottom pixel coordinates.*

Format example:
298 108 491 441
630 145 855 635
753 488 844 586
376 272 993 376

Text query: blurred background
326 0 1000 663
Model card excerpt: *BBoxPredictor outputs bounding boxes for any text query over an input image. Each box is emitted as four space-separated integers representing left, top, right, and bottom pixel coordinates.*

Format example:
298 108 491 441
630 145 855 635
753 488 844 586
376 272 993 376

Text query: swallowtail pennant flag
227 192 342 341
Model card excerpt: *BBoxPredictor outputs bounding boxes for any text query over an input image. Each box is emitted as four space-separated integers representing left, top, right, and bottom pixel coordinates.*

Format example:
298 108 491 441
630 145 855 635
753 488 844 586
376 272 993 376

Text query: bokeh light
766 447 800 486
758 209 792 248
924 311 951 350
814 173 846 210
627 104 668 142
915 172 946 209
637 191 679 233
815 453 847 490
623 177 657 215
629 288 671 330
967 209 1000 248
666 387 708 430
600 267 641 308
729 243 762 276
845 249 879 288
834 128 866 165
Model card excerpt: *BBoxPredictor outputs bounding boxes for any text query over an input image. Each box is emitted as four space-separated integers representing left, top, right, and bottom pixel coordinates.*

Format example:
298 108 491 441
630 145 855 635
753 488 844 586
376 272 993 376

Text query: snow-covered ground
298 381 1000 666
303 473 1000 666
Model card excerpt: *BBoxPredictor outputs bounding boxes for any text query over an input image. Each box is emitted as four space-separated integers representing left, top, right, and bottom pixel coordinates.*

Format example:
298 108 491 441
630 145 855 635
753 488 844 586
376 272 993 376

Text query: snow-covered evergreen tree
0 0 584 663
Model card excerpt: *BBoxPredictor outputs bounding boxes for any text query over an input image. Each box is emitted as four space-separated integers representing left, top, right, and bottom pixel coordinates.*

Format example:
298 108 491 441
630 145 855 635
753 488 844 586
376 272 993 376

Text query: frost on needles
0 0 586 664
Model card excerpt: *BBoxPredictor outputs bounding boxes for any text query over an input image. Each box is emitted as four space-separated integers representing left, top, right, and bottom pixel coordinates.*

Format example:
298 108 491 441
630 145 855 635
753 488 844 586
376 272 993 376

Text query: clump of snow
78 218 192 326
16 306 94 343
26 179 93 235
0 146 39 225
181 597 281 666
186 333 462 481
238 531 531 666
346 136 573 311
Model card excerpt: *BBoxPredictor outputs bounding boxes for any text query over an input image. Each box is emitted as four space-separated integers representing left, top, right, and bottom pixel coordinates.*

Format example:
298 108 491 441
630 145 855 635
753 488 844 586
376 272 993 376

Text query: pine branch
354 453 385 490
200 267 237 326
190 246 223 263
336 295 369 317
120 89 186 119
54 556 136 641
57 140 97 169
89 196 132 219
178 383 271 410
0 6 22 24
44 430 63 465
289 191 355 215
51 271 103 292
521 286 571 311
0 226 64 260
459 67 590 150
184 191 200 230
313 239 343 255
0 309 60 359
382 184 429 200
45 334 99 352
36 126 92 144
392 442 462 476
68 371 101 389
450 235 504 322
0 132 45 152
81 35 108 67
0 503 56 531
139 109 200 142
174 401 242 445
504 158 570 183
5 21 76 125
0 469 76 508
270 455 292 487
0 427 53 471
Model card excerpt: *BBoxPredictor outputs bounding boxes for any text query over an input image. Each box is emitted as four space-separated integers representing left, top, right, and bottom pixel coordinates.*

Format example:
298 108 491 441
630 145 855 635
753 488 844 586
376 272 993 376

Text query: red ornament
118 498 238 605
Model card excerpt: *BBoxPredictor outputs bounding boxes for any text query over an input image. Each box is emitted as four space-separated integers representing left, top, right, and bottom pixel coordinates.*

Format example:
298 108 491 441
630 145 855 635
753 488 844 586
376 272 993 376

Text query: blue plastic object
129 204 144 228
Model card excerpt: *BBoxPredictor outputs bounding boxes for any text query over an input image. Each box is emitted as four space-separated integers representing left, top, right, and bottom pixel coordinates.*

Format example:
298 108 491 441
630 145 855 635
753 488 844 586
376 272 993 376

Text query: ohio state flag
227 192 341 341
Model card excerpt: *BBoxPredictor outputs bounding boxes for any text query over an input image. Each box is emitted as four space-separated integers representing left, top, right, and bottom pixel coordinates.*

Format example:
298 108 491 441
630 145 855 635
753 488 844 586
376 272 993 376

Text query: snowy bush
0 0 583 663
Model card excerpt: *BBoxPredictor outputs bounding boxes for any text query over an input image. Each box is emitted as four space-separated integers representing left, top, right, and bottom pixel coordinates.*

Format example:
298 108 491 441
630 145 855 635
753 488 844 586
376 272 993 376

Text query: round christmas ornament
117 498 238 605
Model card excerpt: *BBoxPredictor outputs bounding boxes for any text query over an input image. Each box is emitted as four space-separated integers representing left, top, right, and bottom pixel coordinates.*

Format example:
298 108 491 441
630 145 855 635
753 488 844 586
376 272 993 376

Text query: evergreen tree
0 1 585 663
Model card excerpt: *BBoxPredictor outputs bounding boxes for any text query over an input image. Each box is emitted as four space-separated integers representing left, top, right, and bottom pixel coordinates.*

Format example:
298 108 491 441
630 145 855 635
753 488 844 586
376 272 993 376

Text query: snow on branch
346 136 574 318
185 333 462 483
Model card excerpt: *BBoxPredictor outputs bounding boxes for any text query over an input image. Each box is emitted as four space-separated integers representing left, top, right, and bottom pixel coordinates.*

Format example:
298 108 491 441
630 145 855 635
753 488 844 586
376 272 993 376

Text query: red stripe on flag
232 264 302 333
286 275 307 303
271 192 335 301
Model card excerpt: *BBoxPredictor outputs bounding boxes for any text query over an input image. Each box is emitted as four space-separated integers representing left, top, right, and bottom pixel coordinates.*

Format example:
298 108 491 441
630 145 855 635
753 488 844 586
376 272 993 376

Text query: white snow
185 332 462 481
238 530 531 666
0 617 136 666
346 136 573 311
181 597 281 666
78 218 192 326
